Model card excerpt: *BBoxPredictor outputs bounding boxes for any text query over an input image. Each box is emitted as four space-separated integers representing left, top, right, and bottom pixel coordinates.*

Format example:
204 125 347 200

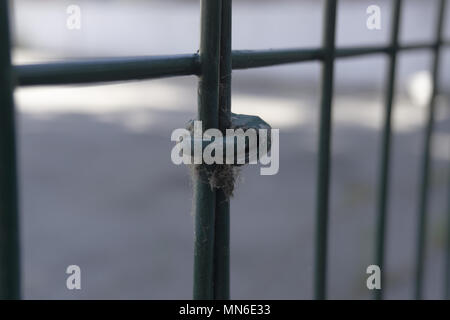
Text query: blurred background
10 0 450 299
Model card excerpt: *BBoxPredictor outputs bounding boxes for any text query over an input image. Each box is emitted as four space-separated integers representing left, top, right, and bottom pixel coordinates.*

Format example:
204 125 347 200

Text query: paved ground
15 74 450 299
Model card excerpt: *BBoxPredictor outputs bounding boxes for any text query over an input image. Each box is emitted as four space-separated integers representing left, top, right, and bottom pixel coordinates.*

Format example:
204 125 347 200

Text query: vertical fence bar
414 0 446 300
213 0 232 300
0 0 21 299
373 0 402 301
193 0 222 300
314 0 337 300
446 159 450 299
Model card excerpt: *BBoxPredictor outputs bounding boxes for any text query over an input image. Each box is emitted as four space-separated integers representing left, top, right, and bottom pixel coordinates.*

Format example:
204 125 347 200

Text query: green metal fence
0 0 449 300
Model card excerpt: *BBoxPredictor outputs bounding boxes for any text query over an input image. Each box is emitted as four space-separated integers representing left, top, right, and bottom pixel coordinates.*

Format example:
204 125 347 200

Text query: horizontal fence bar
13 42 450 87
14 54 200 86
334 46 389 58
232 48 323 68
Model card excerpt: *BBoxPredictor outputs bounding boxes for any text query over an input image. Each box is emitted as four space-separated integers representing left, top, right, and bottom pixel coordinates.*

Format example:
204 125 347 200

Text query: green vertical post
193 0 222 300
213 0 231 300
314 0 337 300
0 0 21 300
373 0 402 301
414 0 446 300
446 161 450 300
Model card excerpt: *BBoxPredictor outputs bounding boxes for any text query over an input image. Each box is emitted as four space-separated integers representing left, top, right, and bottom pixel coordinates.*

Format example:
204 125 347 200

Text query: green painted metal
446 163 450 300
15 54 200 86
15 43 450 87
213 192 229 300
314 0 337 301
232 48 323 69
414 0 447 301
213 0 232 301
193 0 222 300
0 0 21 300
374 0 402 301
